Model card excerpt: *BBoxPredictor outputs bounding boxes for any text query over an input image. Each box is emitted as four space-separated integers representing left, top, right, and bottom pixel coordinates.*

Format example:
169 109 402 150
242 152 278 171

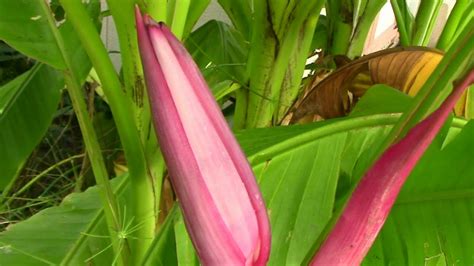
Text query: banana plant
0 1 472 265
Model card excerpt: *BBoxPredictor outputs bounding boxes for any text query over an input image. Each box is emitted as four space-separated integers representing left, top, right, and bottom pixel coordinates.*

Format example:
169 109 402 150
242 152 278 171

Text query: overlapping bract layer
135 9 270 266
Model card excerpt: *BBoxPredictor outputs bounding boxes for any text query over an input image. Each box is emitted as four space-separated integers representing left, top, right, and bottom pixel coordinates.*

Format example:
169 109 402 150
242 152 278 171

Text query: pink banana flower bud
135 8 271 266
311 68 474 265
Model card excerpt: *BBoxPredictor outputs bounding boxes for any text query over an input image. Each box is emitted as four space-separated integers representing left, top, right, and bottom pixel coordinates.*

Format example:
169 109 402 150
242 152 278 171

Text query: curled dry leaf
286 47 469 124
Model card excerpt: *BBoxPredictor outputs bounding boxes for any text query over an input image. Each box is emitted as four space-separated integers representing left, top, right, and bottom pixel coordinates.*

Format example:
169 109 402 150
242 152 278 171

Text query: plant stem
330 21 351 55
421 3 442 45
390 0 410 46
325 1 351 55
106 0 149 137
276 13 320 121
246 1 323 128
107 0 156 179
245 0 277 128
171 0 190 40
266 23 305 123
412 0 442 46
39 1 126 263
61 75 124 241
450 6 474 44
347 0 385 58
437 0 473 50
59 1 155 263
109 3 167 231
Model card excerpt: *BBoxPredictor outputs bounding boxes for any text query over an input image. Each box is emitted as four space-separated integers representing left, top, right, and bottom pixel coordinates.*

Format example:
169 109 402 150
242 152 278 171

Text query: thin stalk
412 0 442 46
108 1 166 229
449 6 474 49
347 0 385 58
106 0 155 168
39 1 125 263
436 0 469 50
59 1 155 263
146 0 167 22
351 0 366 36
65 74 126 213
5 154 85 206
171 0 191 40
326 0 351 54
60 174 130 265
390 0 410 46
106 0 141 100
330 21 351 55
65 65 129 264
106 0 149 135
421 3 442 45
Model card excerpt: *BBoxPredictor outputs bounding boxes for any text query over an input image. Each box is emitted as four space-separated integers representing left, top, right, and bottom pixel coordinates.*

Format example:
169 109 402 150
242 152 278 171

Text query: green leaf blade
0 1 65 69
0 64 63 191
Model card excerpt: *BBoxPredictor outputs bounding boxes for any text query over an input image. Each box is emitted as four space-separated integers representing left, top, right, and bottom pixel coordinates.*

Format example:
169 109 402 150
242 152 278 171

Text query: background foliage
0 0 472 265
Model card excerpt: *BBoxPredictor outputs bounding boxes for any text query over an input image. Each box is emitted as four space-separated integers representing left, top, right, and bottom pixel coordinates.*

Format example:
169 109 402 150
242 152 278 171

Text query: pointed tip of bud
134 5 142 22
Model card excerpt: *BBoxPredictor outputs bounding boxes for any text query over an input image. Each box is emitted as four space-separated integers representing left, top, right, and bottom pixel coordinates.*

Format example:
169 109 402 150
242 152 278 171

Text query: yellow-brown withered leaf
287 47 469 124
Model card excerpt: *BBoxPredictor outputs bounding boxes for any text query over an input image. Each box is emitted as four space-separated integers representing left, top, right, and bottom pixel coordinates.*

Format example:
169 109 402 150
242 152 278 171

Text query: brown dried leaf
286 47 469 124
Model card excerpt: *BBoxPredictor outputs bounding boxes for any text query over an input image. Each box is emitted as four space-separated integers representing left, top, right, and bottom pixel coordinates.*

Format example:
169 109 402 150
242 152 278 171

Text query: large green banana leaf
0 64 63 192
1 106 471 265
0 1 65 69
0 0 100 193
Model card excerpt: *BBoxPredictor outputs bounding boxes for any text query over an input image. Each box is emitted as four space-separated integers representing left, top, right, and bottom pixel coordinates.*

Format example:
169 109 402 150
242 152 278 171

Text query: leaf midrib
247 114 467 165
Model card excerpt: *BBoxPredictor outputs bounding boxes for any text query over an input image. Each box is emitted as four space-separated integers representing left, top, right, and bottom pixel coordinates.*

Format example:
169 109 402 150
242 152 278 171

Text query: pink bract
135 8 271 266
